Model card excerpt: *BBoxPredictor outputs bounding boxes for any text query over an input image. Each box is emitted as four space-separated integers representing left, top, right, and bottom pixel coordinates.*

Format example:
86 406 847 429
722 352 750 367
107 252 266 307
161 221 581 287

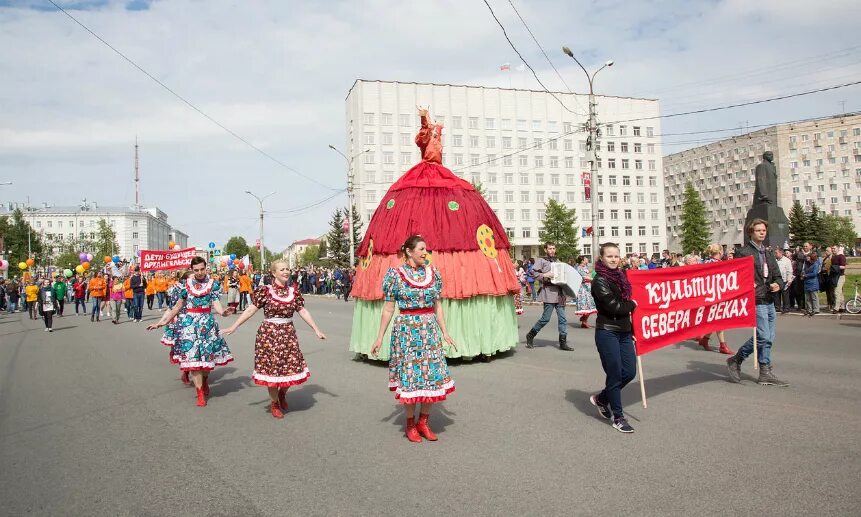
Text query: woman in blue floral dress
574 256 597 328
372 235 457 443
149 257 233 407
160 271 191 385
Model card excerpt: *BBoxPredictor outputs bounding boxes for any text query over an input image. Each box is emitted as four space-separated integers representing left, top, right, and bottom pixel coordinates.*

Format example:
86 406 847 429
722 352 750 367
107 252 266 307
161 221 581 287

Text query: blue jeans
156 291 165 309
133 292 145 320
91 297 102 319
737 303 776 366
595 328 636 419
528 281 536 301
530 303 567 337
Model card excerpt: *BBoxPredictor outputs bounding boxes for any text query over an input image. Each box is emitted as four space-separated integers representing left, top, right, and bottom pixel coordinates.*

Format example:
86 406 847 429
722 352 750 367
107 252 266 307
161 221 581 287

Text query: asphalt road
1 297 859 516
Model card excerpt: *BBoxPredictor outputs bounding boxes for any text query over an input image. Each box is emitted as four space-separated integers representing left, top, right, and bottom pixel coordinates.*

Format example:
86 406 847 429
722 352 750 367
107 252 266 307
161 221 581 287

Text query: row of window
361 112 655 137
33 219 137 229
362 150 657 172
362 132 656 154
789 127 861 143
43 231 140 240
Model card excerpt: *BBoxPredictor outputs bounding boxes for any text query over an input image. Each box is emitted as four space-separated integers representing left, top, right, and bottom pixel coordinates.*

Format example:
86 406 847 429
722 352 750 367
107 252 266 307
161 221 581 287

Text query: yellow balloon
18 262 28 270
75 265 84 274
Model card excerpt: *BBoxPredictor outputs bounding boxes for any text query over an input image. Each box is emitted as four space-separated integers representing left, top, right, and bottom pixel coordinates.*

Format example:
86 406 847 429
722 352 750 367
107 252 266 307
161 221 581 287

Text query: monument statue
744 151 790 249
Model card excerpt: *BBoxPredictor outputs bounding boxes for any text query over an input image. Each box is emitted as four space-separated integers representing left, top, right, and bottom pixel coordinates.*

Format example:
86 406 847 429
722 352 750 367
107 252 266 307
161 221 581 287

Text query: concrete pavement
1 298 859 516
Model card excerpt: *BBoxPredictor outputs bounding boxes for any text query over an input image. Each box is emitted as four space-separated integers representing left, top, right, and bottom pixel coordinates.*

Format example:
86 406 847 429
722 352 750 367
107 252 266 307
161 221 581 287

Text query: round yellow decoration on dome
360 239 374 269
476 224 498 259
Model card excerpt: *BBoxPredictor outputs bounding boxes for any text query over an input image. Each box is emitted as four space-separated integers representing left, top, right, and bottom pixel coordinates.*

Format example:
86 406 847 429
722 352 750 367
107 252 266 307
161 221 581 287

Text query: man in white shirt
775 248 794 314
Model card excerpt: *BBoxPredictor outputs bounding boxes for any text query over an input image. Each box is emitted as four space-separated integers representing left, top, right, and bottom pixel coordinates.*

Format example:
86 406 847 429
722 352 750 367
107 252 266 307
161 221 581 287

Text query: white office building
344 79 668 259
1 201 189 260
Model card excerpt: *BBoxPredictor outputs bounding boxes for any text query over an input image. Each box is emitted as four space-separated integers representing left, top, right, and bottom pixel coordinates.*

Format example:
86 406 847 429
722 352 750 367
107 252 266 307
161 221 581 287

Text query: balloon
237 262 245 270
64 269 74 278
229 254 237 260
75 265 84 273
79 253 88 262
208 242 216 249
228 264 235 269
82 262 91 270
0 262 6 271
26 258 35 267
226 259 233 265
86 253 93 262
168 241 176 249
19 262 28 270
104 256 111 264
112 255 120 263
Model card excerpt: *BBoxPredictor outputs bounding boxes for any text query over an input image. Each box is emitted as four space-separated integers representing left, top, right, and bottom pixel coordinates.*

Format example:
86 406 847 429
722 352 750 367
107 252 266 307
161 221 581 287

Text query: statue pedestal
745 204 790 249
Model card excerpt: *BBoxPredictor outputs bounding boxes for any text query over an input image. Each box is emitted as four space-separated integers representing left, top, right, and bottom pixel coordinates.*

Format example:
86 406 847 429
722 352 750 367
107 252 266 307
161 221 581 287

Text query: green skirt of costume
350 295 519 360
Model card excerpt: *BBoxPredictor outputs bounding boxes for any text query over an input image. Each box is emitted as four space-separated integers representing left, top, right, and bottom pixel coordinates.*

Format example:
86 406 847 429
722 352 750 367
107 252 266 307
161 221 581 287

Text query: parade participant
370 235 456 443
238 270 252 311
88 272 106 322
25 280 40 320
726 219 789 387
129 267 147 322
52 276 67 317
802 251 821 317
37 278 58 332
222 260 326 419
72 276 86 315
5 279 19 313
145 274 156 311
109 276 124 324
525 242 573 351
574 255 597 328
588 242 637 433
123 276 134 320
226 270 240 314
161 271 191 385
153 272 168 310
696 244 734 355
147 257 233 407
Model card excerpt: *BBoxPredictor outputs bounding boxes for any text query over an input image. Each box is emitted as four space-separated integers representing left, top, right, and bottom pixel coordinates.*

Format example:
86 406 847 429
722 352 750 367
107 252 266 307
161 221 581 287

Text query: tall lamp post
562 46 613 258
328 145 369 268
245 190 276 273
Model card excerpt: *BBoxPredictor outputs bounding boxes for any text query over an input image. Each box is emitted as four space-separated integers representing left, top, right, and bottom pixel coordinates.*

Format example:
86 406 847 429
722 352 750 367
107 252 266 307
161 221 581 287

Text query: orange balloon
168 241 176 249
82 261 91 270
104 256 111 264
25 258 35 267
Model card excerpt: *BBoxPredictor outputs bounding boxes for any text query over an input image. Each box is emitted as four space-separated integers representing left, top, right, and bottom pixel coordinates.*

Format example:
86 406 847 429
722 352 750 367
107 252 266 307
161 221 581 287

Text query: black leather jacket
735 241 784 305
591 273 636 332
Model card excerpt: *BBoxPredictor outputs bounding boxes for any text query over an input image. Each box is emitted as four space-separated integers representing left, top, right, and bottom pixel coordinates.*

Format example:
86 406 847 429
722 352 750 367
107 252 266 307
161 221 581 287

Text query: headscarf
595 258 632 300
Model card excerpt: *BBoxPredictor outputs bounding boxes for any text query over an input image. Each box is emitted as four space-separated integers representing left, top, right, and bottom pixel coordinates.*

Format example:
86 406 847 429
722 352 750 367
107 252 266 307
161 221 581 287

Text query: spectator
793 242 812 312
774 248 794 314
832 245 847 313
802 251 821 317
820 247 835 312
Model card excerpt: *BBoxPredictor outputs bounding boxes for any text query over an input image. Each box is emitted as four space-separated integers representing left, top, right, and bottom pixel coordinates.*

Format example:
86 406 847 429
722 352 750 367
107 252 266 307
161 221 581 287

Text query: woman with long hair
147 257 233 407
222 260 326 419
371 235 456 442
589 242 638 433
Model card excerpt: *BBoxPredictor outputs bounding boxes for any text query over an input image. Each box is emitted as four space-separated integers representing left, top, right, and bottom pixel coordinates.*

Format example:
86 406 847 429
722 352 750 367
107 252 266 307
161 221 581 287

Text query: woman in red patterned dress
222 260 326 418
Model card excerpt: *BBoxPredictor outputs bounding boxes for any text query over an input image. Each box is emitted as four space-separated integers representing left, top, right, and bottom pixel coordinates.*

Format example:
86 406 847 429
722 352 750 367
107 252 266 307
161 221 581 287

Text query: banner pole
637 356 647 409
752 327 758 370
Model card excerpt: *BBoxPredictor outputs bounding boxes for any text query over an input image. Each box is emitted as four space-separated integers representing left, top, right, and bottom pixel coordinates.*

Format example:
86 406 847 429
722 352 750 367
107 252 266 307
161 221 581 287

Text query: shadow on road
379 402 456 434
247 384 338 413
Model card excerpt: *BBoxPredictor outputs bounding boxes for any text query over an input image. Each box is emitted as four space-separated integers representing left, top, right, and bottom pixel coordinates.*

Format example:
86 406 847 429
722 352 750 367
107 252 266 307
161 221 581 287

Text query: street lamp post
328 145 369 268
562 46 613 258
245 191 276 273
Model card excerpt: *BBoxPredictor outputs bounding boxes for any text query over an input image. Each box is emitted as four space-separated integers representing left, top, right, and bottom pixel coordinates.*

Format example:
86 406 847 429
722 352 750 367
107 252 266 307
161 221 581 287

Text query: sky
2 0 860 251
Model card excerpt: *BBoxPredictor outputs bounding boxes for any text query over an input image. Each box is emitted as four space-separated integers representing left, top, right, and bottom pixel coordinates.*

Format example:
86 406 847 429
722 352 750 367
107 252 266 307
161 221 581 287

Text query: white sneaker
44 328 50 332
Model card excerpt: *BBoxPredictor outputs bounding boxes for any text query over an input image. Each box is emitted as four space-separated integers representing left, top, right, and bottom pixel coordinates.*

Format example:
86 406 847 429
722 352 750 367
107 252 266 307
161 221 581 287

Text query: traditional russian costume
250 283 311 388
574 265 597 316
160 282 186 364
172 277 233 371
384 264 454 403
350 113 520 360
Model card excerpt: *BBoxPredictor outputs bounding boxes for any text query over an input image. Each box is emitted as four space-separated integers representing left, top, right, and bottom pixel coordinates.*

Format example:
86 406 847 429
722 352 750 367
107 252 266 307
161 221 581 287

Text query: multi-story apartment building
345 80 668 259
1 201 189 259
663 112 861 250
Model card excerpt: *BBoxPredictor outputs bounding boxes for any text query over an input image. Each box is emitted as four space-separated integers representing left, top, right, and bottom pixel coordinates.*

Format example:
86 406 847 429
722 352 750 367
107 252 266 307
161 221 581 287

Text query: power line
481 0 585 116
267 189 347 217
45 0 337 191
506 0 574 94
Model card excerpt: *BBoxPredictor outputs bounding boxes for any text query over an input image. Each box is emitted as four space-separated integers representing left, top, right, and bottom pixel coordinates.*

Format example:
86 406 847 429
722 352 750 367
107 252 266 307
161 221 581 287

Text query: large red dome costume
349 111 520 360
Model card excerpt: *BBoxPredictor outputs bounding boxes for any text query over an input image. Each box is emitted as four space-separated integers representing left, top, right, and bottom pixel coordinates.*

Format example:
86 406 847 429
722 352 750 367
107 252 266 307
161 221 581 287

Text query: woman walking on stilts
371 235 457 443
147 257 233 407
222 260 326 419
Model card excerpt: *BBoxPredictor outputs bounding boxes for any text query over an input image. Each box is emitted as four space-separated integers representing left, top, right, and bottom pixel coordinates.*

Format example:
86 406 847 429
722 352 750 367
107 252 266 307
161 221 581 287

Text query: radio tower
134 137 141 210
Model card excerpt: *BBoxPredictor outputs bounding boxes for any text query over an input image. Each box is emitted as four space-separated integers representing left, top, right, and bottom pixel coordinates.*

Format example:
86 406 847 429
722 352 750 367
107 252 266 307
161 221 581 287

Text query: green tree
348 206 364 266
538 199 579 262
247 246 276 271
679 181 710 254
326 208 348 268
0 209 45 266
318 238 328 259
821 214 858 247
471 181 487 201
299 245 321 266
224 236 250 258
807 203 824 247
92 219 119 260
788 200 809 247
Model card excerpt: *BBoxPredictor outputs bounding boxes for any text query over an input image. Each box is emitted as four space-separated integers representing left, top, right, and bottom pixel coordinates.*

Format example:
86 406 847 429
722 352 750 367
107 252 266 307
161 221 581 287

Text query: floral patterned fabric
161 283 186 364
173 277 233 371
575 265 597 315
383 265 454 404
249 283 310 388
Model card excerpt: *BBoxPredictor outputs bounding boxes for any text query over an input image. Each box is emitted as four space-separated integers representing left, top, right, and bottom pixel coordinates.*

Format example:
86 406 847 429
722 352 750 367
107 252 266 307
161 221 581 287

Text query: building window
401 152 412 165
638 226 646 236
505 191 515 203
505 209 515 221
363 113 375 125
611 226 619 237
633 126 641 136
471 154 480 166
382 132 393 145
452 135 463 147
364 153 375 164
619 125 627 136
520 174 529 185
646 127 654 137
502 137 512 149
486 136 496 148
469 117 479 129
625 226 633 237
452 116 462 129
383 152 394 165
401 133 411 146
522 228 531 238
132 232 139 239
380 113 392 125
485 118 495 129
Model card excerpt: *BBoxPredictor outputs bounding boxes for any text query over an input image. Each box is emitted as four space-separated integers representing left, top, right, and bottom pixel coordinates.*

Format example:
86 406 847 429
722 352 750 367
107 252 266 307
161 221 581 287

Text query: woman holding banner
589 242 637 434
697 244 734 355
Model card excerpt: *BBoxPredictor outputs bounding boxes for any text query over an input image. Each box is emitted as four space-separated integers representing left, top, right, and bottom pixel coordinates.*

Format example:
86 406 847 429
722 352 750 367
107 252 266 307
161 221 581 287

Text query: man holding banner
727 219 789 387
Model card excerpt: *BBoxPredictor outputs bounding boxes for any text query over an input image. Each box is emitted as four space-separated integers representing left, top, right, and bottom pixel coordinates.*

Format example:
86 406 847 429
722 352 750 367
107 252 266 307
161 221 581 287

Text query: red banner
628 257 756 355
582 171 591 201
140 247 197 272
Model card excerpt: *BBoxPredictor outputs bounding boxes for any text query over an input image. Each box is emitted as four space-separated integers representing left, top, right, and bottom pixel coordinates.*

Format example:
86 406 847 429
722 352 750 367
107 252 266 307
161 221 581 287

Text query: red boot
580 316 591 329
405 417 421 443
195 387 206 407
202 377 210 396
416 413 438 441
698 336 712 351
278 388 288 411
270 401 284 419
180 371 191 385
718 342 734 355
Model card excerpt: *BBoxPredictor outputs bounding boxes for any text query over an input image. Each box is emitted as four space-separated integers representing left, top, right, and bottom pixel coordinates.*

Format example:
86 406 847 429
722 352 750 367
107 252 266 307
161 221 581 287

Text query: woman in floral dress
148 257 233 407
371 235 457 443
222 260 326 419
575 255 597 328
161 271 191 385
